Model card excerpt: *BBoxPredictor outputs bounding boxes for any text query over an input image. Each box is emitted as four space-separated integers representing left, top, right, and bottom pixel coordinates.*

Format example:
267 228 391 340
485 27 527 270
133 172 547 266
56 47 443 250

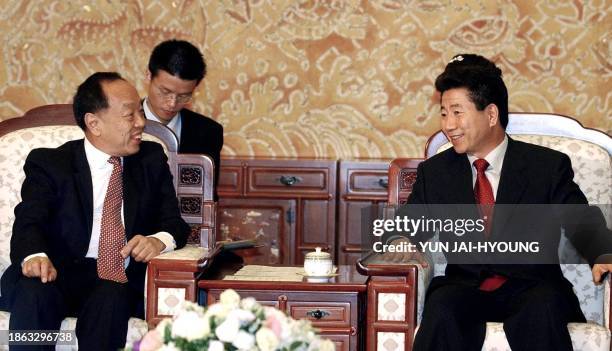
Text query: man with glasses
144 39 223 199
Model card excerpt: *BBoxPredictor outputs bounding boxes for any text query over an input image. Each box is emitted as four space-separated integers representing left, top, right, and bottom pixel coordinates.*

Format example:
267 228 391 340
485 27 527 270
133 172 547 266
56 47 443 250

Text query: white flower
233 330 256 350
215 316 240 342
282 317 306 341
136 288 332 351
155 318 172 334
180 300 201 311
256 327 279 351
227 308 256 324
240 297 258 310
220 289 241 308
171 310 210 341
159 342 180 351
208 340 225 351
206 303 231 319
308 339 335 351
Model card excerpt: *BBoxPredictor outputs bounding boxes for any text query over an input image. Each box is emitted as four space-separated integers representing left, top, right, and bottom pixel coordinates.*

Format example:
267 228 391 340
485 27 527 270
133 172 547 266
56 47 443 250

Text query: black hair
72 72 124 131
434 54 509 129
148 39 206 84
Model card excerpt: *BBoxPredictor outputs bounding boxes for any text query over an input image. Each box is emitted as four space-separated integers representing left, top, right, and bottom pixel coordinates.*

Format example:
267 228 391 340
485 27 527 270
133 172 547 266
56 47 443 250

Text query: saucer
298 272 339 283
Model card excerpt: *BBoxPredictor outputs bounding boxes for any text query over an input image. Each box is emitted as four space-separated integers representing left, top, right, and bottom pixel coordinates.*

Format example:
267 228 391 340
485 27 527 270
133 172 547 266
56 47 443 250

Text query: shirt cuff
22 253 48 267
149 232 176 253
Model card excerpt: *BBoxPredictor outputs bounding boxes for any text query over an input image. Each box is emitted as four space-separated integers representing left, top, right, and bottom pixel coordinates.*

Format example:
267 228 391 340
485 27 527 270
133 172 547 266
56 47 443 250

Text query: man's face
440 87 499 158
88 80 145 156
146 69 198 123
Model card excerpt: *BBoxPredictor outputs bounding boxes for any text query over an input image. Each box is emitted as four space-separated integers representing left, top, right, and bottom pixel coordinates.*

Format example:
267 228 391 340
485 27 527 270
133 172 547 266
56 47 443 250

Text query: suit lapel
447 151 476 204
442 151 482 239
492 137 528 237
72 141 94 236
496 138 528 205
122 156 141 238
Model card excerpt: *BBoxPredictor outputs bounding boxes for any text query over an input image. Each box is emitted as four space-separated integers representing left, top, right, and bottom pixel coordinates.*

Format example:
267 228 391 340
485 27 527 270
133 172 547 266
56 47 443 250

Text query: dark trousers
5 259 141 351
413 277 586 351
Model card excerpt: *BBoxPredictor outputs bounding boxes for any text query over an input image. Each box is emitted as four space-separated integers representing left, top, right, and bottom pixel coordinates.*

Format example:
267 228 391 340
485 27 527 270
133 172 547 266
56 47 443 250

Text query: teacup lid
305 247 330 259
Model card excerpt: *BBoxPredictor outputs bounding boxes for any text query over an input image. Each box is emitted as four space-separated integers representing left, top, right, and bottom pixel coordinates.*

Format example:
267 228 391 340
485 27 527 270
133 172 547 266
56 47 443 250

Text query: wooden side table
198 262 368 351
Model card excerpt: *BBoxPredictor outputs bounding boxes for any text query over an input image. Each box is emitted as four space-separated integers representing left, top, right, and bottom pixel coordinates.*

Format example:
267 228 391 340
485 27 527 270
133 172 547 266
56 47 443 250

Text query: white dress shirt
466 135 509 201
143 97 182 143
22 137 176 265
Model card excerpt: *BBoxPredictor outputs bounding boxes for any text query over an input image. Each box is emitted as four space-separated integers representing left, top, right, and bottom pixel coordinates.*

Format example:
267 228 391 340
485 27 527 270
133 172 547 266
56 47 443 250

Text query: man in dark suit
144 39 223 199
1 72 189 350
403 54 612 351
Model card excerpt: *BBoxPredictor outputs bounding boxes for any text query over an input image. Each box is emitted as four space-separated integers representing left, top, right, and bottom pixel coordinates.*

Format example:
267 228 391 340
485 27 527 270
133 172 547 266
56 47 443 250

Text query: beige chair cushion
0 311 147 351
482 322 610 351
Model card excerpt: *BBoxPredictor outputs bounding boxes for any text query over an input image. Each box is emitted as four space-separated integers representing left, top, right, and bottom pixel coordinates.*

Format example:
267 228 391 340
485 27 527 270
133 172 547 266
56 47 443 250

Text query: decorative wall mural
1 1 610 158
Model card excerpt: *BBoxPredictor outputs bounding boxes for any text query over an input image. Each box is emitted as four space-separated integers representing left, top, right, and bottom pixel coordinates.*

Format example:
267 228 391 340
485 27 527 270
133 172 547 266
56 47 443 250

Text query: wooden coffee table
198 258 368 351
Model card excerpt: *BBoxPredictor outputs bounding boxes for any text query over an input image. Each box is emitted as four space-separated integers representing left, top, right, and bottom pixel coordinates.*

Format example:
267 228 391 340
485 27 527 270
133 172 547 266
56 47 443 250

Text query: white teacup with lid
303 247 333 276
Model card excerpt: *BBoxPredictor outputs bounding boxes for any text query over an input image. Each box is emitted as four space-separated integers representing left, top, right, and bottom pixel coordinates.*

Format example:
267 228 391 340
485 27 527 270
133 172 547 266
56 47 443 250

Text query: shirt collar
467 134 508 172
84 137 118 170
143 97 180 129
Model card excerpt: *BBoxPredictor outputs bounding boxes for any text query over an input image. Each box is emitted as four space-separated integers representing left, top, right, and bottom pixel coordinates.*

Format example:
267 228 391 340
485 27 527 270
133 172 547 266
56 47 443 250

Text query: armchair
0 104 217 349
360 113 612 351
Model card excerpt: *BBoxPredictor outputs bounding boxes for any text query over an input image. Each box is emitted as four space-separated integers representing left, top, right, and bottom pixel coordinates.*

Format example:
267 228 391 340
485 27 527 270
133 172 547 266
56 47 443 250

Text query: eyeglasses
152 82 193 104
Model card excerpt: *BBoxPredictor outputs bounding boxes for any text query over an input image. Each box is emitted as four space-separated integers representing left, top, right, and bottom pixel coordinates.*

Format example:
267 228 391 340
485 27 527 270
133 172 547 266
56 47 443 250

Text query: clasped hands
22 235 165 283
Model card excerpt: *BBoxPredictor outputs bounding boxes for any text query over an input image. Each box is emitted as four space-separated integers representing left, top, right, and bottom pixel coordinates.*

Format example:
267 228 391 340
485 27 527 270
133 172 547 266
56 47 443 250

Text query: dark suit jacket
1 140 189 301
404 137 612 291
178 109 223 200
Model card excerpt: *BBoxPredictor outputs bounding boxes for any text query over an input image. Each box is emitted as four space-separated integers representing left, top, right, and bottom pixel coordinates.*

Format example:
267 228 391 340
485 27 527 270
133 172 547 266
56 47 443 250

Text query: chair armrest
145 244 220 327
358 252 433 324
153 244 215 267
357 252 433 351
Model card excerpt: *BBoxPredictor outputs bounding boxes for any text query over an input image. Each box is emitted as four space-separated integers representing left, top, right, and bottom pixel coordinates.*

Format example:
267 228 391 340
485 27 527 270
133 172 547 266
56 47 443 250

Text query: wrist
153 237 166 252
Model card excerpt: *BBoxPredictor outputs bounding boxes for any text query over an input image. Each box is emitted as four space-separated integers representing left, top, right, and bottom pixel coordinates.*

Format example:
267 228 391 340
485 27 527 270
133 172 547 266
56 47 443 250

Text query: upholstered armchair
0 104 217 350
360 113 612 351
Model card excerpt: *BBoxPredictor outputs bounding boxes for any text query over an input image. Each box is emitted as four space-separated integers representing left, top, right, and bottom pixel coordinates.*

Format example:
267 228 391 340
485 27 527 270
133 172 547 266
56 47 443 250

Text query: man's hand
592 264 612 285
121 235 165 263
22 256 57 283
379 238 429 267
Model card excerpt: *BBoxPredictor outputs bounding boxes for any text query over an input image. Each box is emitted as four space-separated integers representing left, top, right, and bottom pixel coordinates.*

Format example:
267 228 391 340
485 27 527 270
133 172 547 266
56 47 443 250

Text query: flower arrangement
133 289 335 351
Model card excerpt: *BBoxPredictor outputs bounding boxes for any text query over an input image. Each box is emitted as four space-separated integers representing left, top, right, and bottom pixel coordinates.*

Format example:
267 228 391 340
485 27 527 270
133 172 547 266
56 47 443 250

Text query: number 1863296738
2 330 75 346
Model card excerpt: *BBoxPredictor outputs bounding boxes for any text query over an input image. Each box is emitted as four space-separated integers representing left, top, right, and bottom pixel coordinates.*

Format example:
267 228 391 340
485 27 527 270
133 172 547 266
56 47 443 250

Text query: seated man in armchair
397 54 612 351
1 72 189 350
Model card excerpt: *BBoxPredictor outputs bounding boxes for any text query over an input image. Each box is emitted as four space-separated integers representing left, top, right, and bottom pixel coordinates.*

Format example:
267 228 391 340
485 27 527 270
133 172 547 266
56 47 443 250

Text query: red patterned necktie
473 158 506 291
473 159 494 236
97 156 128 283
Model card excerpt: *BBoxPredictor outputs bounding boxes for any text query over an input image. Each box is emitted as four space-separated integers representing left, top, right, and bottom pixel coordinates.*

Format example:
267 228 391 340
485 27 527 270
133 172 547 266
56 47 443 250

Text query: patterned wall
1 1 610 158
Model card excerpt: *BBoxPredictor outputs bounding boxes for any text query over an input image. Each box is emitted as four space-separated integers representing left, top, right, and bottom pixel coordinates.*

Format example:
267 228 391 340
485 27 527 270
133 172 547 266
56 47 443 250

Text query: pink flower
264 313 283 339
138 329 163 351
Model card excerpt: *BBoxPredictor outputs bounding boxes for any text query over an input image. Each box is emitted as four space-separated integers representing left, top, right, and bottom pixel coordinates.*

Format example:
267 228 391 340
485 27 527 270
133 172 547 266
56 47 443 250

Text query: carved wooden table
198 260 367 351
